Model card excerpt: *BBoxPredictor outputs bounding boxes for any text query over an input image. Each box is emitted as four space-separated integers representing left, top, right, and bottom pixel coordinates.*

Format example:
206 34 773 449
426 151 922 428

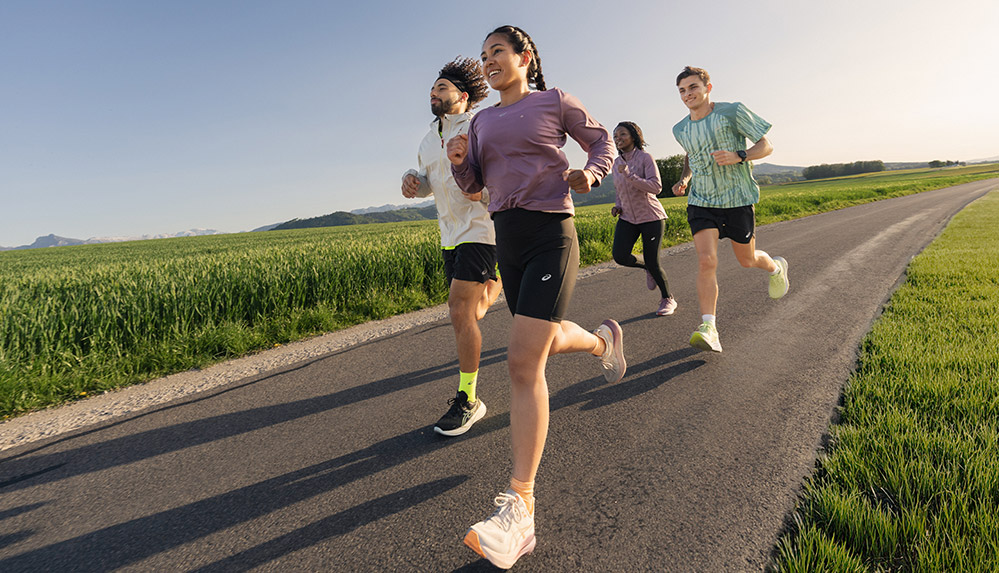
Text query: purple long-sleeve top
612 148 666 224
451 88 614 215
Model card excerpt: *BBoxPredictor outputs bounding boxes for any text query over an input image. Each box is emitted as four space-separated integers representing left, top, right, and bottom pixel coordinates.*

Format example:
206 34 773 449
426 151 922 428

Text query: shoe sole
601 319 626 383
689 332 722 353
770 256 789 299
464 528 536 570
433 401 487 437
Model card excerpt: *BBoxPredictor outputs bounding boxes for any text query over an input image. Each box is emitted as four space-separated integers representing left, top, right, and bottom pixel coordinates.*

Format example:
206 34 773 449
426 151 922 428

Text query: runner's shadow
0 348 701 569
0 426 483 572
617 313 664 326
551 348 702 411
189 476 469 572
0 347 507 494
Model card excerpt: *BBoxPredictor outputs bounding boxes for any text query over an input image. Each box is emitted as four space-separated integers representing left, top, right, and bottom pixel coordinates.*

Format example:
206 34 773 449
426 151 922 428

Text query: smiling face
677 76 712 113
430 79 466 117
613 126 635 153
480 33 529 93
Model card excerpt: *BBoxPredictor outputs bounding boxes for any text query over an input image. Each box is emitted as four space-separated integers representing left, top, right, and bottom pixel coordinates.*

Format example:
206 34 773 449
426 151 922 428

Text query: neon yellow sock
459 370 478 403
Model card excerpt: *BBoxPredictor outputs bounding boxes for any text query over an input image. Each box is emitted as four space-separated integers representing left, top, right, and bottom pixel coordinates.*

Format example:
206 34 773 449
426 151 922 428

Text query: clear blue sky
2 0 996 248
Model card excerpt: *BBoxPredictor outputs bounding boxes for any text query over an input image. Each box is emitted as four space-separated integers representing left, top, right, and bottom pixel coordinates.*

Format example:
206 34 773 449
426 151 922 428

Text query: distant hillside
273 205 439 230
753 163 803 176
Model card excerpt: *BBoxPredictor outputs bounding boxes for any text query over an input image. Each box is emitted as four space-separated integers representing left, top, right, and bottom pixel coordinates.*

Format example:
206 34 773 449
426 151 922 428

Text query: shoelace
491 492 525 531
446 395 468 409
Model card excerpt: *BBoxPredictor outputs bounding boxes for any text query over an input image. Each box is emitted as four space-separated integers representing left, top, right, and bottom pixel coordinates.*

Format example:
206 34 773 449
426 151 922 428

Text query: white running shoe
769 256 789 299
463 490 536 569
593 319 626 383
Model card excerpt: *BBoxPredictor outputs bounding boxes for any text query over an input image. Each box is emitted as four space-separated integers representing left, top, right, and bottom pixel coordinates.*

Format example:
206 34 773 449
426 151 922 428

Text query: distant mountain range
0 229 225 251
350 199 434 214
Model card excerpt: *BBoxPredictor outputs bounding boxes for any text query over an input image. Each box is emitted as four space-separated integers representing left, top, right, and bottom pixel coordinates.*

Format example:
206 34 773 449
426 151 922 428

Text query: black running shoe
434 391 487 436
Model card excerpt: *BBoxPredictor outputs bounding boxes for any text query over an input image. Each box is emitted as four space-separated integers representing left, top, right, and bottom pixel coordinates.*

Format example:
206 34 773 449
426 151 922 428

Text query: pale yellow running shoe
689 322 722 353
769 256 789 299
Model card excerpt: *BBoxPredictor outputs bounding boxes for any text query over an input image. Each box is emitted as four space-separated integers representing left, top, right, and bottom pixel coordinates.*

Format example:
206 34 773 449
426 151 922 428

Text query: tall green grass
1 165 997 418
772 191 999 571
0 223 447 415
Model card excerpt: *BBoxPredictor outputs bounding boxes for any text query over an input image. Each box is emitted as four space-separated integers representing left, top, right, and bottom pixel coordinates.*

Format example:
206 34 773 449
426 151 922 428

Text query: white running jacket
403 112 495 248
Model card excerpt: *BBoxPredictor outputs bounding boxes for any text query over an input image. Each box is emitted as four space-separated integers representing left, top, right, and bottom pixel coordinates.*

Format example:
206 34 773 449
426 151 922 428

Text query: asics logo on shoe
541 274 552 281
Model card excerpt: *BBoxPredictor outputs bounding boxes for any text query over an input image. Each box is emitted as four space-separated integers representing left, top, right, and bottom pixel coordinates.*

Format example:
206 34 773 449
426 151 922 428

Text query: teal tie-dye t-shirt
672 102 771 208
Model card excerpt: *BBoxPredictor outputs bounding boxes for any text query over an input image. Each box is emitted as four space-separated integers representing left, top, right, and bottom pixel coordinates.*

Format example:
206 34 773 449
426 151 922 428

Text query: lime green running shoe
769 256 789 299
689 322 722 353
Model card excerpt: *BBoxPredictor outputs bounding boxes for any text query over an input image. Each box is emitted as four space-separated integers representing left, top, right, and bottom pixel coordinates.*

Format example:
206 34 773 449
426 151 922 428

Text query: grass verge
772 191 999 571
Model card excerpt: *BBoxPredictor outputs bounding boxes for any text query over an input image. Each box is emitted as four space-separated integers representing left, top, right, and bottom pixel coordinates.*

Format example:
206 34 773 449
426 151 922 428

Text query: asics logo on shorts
745 231 752 239
541 274 552 281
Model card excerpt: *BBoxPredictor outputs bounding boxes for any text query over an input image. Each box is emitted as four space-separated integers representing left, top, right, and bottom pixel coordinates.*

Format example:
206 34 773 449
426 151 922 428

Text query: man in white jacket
402 57 501 437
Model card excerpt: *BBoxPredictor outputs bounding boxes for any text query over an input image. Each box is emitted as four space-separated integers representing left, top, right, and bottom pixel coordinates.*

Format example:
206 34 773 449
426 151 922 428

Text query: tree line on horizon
802 160 885 180
928 160 965 168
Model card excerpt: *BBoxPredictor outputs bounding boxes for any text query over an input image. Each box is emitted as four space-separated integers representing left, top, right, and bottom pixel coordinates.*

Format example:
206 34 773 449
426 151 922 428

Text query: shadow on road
0 349 703 569
0 348 507 493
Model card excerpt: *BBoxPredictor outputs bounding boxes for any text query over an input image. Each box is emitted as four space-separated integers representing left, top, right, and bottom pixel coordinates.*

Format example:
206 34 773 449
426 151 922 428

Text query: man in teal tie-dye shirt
671 66 789 353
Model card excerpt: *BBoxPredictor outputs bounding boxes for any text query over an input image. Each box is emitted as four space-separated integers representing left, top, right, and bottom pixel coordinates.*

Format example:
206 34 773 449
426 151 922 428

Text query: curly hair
676 65 710 87
614 121 647 152
486 25 546 91
438 56 489 109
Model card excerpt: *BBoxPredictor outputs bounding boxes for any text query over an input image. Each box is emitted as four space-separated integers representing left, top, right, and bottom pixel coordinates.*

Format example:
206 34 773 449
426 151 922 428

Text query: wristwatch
736 150 748 163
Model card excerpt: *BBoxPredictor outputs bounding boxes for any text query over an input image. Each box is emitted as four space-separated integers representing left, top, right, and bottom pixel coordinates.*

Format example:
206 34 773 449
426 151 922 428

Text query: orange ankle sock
510 477 535 514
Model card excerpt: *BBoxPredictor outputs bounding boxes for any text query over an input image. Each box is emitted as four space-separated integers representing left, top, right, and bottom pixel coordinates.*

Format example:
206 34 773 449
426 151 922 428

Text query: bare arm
672 155 691 196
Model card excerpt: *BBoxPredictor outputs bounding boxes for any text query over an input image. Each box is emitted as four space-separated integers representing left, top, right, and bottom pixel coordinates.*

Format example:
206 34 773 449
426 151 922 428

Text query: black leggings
612 217 671 298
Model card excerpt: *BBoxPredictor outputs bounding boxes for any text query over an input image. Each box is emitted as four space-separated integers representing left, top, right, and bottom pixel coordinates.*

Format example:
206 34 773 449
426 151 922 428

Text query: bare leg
730 237 778 272
507 315 604 483
692 229 721 317
449 279 489 373
476 276 503 321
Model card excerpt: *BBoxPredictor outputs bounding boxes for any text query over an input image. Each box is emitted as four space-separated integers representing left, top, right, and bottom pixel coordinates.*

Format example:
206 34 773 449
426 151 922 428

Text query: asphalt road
0 180 995 572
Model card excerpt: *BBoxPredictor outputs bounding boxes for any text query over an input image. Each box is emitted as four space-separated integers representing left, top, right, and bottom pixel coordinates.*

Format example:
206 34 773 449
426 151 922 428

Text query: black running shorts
687 204 756 244
442 242 498 284
493 208 577 323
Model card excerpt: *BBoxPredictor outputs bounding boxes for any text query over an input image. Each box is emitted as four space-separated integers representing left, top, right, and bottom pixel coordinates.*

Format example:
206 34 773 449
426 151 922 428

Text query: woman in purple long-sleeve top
610 121 677 316
446 25 626 569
